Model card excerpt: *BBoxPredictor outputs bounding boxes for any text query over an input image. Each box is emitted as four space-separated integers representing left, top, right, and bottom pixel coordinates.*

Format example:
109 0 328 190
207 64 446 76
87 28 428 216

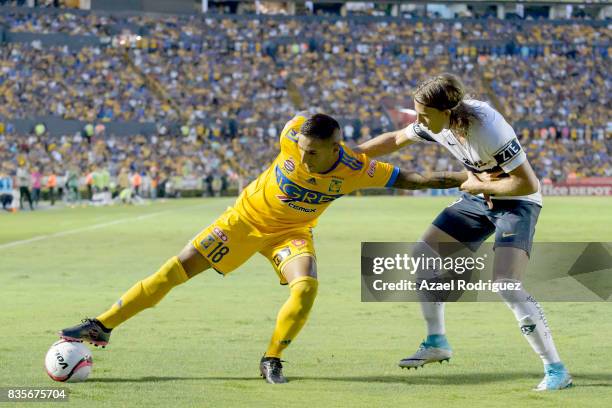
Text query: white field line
0 204 206 251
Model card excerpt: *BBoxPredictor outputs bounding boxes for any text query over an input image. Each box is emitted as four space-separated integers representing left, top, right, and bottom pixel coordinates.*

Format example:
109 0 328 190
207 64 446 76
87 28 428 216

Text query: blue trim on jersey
385 167 400 187
340 150 364 170
275 165 343 204
285 129 299 143
320 147 344 175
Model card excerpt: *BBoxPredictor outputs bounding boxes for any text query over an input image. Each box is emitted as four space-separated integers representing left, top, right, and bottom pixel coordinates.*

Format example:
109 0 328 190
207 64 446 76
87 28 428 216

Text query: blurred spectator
46 167 57 205
31 165 42 208
16 163 33 210
0 167 14 211
131 171 142 196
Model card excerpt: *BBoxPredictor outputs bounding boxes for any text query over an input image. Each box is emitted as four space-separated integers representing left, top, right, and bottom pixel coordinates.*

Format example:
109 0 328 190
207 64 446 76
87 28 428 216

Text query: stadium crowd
0 8 115 36
0 11 608 132
2 9 608 45
0 9 610 209
0 126 281 209
0 123 610 210
0 44 162 122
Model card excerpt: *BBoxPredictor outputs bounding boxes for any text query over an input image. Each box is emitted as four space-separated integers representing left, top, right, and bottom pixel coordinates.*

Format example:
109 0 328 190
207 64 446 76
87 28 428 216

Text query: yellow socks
97 256 318 359
96 256 189 329
265 276 318 358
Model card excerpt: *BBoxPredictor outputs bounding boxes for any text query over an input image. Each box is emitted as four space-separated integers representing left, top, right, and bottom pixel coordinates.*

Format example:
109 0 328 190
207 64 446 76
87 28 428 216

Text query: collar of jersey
319 146 344 175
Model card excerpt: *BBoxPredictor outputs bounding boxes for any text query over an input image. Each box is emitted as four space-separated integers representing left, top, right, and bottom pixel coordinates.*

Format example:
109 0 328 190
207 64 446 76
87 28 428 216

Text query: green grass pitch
1 196 611 407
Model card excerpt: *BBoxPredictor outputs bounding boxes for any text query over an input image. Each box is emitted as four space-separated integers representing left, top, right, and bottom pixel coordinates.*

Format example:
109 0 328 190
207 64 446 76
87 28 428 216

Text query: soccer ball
45 340 93 382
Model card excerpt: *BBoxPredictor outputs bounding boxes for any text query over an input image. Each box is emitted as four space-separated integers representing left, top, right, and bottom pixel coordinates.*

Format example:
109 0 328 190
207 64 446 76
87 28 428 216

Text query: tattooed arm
392 169 468 190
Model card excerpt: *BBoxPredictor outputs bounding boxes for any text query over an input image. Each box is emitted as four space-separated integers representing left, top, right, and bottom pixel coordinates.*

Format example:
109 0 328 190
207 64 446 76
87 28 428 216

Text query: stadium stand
0 4 609 202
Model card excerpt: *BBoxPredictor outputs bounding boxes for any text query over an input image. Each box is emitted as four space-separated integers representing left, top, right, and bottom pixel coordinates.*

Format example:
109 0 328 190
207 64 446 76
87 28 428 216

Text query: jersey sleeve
486 116 527 173
402 122 437 144
353 155 400 191
279 112 307 144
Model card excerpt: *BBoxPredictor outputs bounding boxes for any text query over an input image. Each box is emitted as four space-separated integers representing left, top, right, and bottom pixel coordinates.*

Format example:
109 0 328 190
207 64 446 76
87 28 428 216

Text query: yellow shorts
192 207 316 284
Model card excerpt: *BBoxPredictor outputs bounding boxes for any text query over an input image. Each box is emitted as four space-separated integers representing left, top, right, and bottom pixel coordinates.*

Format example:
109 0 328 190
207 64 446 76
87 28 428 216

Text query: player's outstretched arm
392 169 468 190
354 127 416 157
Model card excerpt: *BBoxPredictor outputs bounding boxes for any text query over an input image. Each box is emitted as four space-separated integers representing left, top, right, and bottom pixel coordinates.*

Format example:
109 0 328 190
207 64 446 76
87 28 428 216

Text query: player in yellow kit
59 113 467 384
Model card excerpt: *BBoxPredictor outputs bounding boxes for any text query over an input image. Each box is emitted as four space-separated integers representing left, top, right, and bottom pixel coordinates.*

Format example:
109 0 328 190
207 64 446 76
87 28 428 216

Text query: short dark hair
300 113 340 140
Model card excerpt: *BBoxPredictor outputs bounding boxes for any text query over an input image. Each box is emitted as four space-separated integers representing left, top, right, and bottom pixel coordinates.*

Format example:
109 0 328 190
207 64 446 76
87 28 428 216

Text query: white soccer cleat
398 340 452 369
534 363 573 391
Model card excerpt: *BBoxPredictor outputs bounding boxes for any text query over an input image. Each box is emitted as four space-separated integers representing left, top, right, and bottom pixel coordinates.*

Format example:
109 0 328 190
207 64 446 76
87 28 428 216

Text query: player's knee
140 256 190 307
289 276 318 309
147 256 189 288
413 240 440 259
177 243 211 279
494 278 523 303
412 240 443 279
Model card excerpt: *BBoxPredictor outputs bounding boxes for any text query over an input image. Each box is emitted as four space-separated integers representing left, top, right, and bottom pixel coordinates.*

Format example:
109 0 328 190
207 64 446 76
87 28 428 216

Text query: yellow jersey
233 114 400 232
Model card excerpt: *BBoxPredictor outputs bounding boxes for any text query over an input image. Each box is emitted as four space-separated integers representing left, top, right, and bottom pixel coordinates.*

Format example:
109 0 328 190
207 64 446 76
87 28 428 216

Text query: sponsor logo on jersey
462 160 503 174
213 226 228 242
273 247 292 266
200 233 216 249
494 138 522 165
328 178 343 193
288 202 317 213
284 158 296 172
367 160 377 177
291 239 307 248
275 165 343 205
462 158 486 169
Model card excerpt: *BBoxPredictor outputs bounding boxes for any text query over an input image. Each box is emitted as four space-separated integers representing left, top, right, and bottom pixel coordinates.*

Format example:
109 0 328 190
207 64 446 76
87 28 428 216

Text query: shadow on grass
87 372 612 387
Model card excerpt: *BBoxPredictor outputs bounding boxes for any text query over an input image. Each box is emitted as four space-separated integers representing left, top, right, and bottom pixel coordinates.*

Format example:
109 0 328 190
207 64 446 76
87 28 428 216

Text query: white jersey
404 99 542 206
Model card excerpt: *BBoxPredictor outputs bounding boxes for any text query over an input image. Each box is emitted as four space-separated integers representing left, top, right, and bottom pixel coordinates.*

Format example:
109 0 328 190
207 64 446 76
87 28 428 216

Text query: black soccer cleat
260 356 288 384
58 318 112 348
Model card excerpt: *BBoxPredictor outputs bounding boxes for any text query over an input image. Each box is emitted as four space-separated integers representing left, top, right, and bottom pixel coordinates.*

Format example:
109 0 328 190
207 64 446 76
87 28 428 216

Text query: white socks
497 280 561 365
413 241 562 366
420 301 446 336
414 241 446 336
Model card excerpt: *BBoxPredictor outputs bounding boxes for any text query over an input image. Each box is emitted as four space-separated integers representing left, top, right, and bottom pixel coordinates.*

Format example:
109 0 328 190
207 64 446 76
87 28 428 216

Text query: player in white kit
356 74 572 391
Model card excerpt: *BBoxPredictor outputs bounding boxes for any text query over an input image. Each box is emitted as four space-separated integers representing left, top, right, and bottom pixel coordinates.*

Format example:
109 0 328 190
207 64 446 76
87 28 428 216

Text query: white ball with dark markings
45 340 93 382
